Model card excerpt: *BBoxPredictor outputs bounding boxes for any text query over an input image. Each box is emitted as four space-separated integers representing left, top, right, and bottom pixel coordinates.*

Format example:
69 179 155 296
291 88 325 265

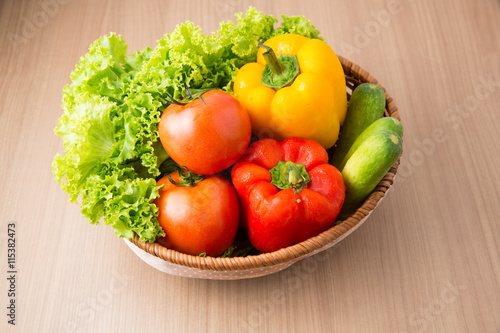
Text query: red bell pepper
231 137 345 252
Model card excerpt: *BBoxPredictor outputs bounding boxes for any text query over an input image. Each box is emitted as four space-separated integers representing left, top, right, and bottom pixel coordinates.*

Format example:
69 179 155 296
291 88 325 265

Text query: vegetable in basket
338 117 403 172
231 137 345 253
338 129 402 220
154 167 239 257
330 83 386 167
233 34 347 149
158 89 251 175
329 82 403 219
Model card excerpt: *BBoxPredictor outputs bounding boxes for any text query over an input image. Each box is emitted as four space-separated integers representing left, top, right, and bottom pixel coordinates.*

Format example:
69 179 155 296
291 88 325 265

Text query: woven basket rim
128 55 402 271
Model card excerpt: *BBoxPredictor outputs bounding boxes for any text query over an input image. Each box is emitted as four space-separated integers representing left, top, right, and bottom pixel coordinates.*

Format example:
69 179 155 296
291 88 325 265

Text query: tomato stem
184 82 193 100
161 92 185 106
161 85 210 106
167 166 205 187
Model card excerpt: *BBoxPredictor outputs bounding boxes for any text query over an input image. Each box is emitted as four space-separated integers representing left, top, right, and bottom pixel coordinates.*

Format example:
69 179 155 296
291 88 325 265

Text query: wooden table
1 0 499 332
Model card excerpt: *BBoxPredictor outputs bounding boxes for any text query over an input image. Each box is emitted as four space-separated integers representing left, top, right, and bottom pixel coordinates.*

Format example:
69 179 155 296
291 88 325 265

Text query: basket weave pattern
127 56 402 279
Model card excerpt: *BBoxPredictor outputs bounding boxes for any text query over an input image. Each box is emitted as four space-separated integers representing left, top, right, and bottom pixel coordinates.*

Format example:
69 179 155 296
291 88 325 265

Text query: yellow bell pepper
233 34 347 149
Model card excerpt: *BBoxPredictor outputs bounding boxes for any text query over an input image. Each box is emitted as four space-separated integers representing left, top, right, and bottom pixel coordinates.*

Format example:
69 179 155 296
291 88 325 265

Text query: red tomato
154 170 239 257
158 90 251 175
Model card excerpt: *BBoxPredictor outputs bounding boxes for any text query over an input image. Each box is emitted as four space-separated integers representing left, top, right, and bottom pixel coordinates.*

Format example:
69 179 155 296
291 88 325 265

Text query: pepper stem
287 164 308 194
258 43 285 75
270 161 311 194
258 44 300 90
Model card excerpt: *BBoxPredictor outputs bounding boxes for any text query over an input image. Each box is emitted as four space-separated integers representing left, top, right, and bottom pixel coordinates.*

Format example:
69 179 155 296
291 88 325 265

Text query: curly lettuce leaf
53 33 167 241
274 15 323 40
54 93 118 201
81 168 164 242
63 33 140 103
129 7 278 99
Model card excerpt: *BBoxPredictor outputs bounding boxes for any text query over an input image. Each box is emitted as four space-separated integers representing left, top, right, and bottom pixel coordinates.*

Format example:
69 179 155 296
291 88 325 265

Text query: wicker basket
125 56 402 280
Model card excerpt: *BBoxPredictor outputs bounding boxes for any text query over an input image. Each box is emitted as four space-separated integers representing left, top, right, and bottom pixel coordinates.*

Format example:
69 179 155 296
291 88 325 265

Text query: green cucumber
338 117 403 171
338 130 402 220
331 83 386 168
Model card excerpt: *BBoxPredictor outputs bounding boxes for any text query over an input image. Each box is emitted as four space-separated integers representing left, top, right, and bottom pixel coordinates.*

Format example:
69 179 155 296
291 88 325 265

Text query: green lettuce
53 34 165 242
53 7 323 243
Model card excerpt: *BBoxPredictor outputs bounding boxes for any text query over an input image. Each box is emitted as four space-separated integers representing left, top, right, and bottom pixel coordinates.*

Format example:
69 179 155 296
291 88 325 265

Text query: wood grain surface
1 0 499 332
